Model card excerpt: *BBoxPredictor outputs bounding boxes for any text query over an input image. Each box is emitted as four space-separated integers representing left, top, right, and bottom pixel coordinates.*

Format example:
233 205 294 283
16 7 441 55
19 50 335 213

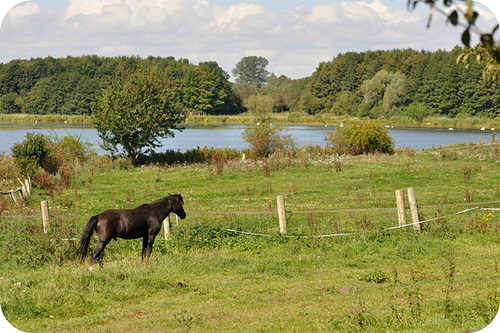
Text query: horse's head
169 193 186 219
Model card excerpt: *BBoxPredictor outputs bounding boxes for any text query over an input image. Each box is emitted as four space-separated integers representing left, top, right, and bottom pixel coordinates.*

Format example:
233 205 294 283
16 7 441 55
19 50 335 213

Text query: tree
243 95 274 121
331 91 358 116
232 56 270 87
383 72 407 113
183 61 232 115
361 70 394 106
408 0 500 81
0 93 21 114
92 67 184 162
263 74 303 112
361 70 407 114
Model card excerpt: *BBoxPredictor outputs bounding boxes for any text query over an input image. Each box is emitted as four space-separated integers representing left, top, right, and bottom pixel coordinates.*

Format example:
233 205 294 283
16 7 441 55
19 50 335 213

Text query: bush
0 154 20 189
55 133 93 163
12 133 93 193
11 132 52 177
404 103 431 123
326 122 394 155
242 123 295 158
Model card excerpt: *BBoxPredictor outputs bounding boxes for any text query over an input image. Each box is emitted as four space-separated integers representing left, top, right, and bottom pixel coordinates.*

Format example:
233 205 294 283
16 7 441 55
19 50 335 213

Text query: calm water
0 123 495 155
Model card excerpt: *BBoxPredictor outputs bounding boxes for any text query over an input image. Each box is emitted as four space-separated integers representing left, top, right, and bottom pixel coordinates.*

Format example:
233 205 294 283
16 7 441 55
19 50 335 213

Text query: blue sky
20 0 500 16
0 1 499 79
29 0 411 12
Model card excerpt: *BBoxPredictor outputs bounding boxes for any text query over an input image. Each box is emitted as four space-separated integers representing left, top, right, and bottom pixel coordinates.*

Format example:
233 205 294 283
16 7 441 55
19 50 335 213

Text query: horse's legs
141 235 148 261
98 249 105 268
145 234 156 260
90 238 110 269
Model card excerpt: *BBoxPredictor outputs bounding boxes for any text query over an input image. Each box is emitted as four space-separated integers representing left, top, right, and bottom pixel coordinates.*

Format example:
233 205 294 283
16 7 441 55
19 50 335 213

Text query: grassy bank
182 113 500 130
2 112 500 130
0 145 499 332
0 114 92 125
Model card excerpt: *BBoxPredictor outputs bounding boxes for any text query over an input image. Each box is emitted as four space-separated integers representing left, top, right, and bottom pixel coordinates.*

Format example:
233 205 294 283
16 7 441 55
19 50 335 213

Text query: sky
0 0 499 80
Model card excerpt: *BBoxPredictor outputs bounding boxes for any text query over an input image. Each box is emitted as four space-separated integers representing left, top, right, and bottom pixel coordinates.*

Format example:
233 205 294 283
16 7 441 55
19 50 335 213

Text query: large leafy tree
93 67 184 162
183 61 232 114
232 56 270 87
360 70 407 114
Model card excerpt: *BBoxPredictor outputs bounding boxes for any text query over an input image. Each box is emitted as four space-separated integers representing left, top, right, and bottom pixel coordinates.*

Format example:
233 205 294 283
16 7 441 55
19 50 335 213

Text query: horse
78 194 186 269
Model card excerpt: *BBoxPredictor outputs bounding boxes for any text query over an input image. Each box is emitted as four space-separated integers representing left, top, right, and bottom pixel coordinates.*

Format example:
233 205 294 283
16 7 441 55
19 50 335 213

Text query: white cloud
0 0 499 79
6 1 41 20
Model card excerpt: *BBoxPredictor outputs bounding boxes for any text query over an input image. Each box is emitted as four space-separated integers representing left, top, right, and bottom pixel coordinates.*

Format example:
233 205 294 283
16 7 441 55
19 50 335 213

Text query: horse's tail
78 215 98 263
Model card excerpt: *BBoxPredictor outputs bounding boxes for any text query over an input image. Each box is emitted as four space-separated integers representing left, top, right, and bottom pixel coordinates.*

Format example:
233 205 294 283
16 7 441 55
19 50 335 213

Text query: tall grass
0 114 92 124
2 112 499 129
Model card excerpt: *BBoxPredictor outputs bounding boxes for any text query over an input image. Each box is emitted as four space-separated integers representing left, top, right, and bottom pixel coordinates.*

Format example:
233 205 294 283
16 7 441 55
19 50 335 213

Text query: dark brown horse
78 194 186 269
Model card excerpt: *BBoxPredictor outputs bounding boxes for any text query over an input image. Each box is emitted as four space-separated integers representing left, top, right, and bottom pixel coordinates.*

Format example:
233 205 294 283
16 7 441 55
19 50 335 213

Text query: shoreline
0 113 498 131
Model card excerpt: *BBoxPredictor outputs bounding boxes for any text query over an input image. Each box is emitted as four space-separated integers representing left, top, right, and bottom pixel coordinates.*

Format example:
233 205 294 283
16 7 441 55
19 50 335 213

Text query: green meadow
1 143 499 332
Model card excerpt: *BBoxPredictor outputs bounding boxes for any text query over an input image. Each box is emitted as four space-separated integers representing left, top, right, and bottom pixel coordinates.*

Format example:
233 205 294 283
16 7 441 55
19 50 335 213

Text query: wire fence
3 199 498 240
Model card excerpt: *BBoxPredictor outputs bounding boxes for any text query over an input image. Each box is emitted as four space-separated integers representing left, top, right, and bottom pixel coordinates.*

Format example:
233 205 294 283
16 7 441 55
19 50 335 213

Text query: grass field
1 143 499 332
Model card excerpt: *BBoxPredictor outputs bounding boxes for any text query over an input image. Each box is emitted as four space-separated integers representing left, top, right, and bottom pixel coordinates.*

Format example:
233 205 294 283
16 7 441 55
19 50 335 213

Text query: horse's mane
151 194 183 210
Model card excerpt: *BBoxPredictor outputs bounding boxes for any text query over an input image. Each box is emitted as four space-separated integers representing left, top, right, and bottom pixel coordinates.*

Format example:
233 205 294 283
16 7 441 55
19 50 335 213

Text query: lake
0 123 495 155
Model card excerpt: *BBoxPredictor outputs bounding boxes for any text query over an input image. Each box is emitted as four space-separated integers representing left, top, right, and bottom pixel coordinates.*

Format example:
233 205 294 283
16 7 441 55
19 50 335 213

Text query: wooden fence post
1 178 31 205
407 187 421 233
41 200 50 234
9 190 18 205
18 179 27 199
277 195 287 234
25 178 32 196
163 215 171 240
395 190 406 227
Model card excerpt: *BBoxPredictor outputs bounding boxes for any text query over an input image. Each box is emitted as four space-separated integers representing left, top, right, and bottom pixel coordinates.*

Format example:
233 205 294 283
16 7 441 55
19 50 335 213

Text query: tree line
0 47 499 120
0 55 234 116
303 46 500 119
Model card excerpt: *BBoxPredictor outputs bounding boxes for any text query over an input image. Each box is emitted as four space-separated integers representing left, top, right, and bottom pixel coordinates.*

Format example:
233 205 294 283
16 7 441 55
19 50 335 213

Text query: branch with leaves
408 0 500 80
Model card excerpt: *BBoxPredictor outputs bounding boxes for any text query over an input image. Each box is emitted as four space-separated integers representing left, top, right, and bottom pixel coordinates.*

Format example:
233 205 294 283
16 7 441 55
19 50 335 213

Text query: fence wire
2 200 499 239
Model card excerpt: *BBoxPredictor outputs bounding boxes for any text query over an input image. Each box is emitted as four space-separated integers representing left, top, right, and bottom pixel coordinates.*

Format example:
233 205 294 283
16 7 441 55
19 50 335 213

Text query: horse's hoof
89 266 94 271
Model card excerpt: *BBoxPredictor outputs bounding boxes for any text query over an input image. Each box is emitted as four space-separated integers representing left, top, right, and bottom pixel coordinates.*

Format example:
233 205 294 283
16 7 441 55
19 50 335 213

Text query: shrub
0 154 19 188
404 103 431 123
326 122 394 155
11 132 52 177
55 133 93 163
242 123 296 158
12 133 93 192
